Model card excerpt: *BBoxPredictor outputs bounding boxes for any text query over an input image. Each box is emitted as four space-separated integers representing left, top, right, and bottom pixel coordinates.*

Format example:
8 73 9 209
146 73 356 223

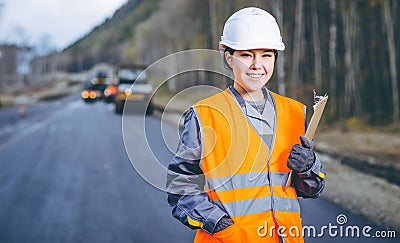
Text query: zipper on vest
268 92 278 222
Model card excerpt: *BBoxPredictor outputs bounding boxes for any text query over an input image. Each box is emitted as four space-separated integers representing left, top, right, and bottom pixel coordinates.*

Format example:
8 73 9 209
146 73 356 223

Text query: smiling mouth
246 73 265 80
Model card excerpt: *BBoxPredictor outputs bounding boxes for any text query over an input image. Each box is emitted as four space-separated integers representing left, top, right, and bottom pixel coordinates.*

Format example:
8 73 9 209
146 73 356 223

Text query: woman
167 7 326 242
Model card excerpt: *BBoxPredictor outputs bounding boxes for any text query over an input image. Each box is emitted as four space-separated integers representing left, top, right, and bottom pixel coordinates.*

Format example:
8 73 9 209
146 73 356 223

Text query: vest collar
228 85 270 106
228 86 274 123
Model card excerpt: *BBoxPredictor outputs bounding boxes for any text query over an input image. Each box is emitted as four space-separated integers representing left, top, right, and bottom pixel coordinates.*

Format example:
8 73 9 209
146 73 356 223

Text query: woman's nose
250 57 262 69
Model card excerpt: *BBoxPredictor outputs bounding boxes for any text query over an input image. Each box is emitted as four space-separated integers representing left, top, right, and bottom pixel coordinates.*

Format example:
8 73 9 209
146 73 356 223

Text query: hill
62 0 162 71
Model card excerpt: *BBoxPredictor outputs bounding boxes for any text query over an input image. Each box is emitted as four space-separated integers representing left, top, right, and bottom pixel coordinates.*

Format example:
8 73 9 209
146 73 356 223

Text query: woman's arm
166 108 231 234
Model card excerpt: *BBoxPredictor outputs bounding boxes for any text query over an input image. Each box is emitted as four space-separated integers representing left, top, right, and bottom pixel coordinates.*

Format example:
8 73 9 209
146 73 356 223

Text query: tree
382 0 399 124
208 0 218 48
341 0 362 117
273 0 286 96
328 0 337 118
311 0 322 92
291 0 304 99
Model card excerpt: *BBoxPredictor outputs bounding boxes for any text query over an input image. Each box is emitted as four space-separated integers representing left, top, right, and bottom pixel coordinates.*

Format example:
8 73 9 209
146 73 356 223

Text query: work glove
287 136 315 173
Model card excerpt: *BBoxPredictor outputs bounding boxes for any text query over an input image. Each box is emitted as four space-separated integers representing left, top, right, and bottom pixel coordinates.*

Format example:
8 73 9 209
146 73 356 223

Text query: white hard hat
220 7 285 51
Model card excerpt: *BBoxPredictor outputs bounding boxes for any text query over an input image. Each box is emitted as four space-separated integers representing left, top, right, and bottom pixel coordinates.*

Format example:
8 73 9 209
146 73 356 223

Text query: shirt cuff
297 153 325 179
202 207 227 234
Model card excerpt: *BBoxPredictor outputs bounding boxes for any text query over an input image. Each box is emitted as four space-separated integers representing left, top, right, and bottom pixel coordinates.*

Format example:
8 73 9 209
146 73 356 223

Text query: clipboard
285 91 328 188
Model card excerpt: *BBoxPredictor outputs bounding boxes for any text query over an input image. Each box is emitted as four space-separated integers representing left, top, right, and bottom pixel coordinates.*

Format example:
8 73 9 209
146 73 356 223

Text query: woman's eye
241 53 252 57
263 54 273 58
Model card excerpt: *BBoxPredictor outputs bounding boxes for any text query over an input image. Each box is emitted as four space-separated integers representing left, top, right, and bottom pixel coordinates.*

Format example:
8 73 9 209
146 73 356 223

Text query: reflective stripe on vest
217 196 301 218
207 171 290 192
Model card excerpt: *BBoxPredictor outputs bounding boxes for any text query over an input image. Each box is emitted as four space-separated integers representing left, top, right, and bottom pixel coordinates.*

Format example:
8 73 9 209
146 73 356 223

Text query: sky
0 0 128 53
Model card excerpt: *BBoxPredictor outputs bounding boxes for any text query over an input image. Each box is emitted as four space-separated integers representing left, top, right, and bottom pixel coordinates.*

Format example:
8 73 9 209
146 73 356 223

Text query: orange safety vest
193 89 305 243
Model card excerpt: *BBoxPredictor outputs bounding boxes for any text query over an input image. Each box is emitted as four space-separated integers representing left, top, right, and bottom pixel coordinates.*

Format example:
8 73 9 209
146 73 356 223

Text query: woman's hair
225 46 235 55
223 47 279 71
223 46 235 70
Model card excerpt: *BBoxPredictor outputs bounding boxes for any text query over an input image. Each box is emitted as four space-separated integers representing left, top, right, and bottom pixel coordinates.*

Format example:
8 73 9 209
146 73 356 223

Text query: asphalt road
0 95 397 242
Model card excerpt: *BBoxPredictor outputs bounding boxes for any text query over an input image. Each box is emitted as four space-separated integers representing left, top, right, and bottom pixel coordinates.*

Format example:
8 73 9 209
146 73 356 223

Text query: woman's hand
287 136 315 173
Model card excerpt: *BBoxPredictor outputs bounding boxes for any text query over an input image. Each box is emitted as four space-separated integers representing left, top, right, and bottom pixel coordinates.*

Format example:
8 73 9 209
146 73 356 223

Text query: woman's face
225 49 275 100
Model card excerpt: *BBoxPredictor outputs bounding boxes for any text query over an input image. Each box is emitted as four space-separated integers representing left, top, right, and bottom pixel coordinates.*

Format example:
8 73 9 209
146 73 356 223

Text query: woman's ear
225 52 233 67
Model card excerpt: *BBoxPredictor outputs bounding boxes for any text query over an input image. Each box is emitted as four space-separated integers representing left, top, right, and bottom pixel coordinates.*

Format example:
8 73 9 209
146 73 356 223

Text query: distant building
30 51 70 83
0 44 34 90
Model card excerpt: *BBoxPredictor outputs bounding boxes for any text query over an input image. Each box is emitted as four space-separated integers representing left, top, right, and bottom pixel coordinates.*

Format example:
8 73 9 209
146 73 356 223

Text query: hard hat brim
219 41 285 51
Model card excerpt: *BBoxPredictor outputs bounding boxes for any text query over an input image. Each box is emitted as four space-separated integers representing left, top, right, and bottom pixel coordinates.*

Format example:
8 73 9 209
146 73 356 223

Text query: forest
57 0 400 126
